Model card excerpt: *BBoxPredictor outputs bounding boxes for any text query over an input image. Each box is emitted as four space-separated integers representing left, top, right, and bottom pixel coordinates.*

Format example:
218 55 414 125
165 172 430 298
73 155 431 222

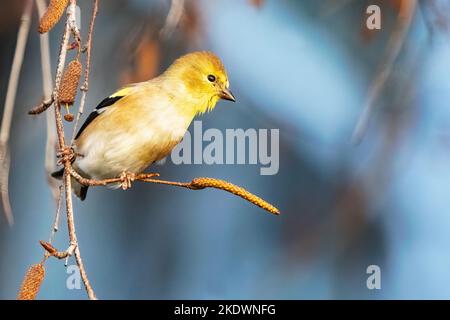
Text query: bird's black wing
74 95 125 140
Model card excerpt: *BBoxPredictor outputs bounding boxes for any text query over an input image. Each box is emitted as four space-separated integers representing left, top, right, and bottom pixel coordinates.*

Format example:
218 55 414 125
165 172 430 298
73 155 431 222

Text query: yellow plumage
66 51 235 200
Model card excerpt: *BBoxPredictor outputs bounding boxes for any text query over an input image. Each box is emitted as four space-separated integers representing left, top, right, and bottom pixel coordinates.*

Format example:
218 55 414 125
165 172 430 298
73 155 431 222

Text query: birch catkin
190 177 280 215
59 60 82 105
17 263 45 300
38 0 69 34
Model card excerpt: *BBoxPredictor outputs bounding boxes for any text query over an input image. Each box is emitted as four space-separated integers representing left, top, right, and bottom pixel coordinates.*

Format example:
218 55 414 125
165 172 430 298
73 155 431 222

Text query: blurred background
1 0 450 299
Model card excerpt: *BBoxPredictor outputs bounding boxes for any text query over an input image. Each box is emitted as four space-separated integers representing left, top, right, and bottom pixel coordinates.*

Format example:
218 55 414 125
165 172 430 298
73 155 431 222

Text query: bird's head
163 51 235 115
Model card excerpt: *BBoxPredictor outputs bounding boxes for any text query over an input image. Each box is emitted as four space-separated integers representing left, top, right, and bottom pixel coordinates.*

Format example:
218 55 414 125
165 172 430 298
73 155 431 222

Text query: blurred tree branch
160 0 185 39
351 0 418 144
36 0 60 206
0 0 34 226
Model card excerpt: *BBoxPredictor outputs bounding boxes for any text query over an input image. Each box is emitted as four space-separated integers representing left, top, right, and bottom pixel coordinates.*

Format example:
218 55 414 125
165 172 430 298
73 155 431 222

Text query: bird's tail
50 167 64 179
51 168 89 201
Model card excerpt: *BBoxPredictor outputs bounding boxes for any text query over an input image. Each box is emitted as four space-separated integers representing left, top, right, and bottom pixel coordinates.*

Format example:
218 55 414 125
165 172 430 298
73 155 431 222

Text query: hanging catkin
17 263 45 300
59 59 82 105
38 0 69 34
190 177 280 215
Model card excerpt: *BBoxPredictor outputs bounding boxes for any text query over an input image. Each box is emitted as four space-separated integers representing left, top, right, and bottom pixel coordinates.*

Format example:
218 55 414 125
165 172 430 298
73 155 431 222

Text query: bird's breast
74 103 193 179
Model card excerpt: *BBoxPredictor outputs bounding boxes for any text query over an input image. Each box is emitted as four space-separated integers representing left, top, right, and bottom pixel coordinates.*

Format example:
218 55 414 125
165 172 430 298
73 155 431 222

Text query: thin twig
0 0 33 141
71 0 98 143
0 151 12 224
68 166 159 186
28 98 54 115
160 0 185 38
40 240 70 259
351 0 418 144
0 0 33 226
37 0 60 204
67 166 280 215
74 246 95 297
49 185 63 243
50 0 97 300
66 1 81 46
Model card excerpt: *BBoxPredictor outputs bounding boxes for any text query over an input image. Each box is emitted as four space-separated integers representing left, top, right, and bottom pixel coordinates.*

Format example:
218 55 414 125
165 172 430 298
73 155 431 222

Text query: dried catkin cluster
38 0 69 34
190 177 280 215
17 263 46 300
59 60 82 105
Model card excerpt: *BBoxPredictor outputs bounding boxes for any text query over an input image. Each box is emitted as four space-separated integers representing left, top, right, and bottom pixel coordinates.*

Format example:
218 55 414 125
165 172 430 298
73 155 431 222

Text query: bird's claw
120 172 136 190
57 146 76 165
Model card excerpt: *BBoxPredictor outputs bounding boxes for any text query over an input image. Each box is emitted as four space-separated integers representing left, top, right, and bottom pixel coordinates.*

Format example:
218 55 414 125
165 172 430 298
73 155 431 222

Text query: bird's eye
207 74 216 82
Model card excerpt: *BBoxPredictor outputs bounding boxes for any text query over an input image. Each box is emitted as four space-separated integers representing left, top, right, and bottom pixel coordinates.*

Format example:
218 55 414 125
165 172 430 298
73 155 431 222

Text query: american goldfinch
53 51 235 200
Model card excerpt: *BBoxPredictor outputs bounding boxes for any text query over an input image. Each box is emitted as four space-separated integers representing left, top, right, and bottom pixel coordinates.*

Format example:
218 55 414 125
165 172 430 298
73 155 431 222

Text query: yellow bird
53 51 235 200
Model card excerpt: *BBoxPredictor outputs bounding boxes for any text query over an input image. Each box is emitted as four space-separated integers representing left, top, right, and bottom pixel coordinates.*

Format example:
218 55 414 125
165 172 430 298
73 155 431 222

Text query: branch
71 0 98 143
39 238 97 300
40 240 71 259
49 185 63 242
67 166 280 215
28 97 54 115
50 0 97 300
0 0 33 226
160 0 185 38
36 0 60 205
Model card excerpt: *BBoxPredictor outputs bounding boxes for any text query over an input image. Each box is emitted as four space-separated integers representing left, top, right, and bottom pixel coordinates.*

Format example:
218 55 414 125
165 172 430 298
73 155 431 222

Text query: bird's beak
220 87 236 102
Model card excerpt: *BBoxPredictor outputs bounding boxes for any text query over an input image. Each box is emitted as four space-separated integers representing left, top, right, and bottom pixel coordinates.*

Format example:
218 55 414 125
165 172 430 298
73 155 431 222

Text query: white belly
74 112 191 180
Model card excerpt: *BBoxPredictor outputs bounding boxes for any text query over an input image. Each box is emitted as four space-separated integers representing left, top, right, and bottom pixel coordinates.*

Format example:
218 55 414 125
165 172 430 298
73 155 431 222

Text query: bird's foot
120 171 136 190
57 146 77 165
